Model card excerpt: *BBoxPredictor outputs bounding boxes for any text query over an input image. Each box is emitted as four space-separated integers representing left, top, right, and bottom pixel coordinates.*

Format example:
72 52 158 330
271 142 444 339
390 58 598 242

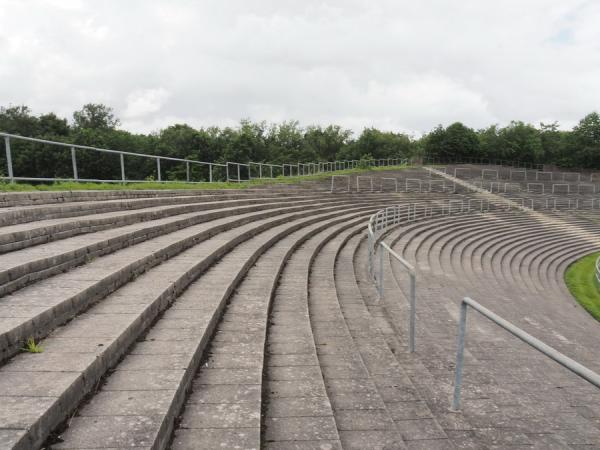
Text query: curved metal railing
365 200 600 411
366 197 517 353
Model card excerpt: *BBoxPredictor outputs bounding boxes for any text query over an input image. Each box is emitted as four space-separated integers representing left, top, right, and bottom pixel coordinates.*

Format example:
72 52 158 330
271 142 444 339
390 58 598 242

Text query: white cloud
123 88 171 119
0 0 599 135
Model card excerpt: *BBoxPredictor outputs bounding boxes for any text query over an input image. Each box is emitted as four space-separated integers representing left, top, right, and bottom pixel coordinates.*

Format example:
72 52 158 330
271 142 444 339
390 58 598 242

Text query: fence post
120 153 125 181
71 147 78 180
378 243 384 297
409 273 416 353
259 164 263 179
237 163 241 182
270 165 273 178
209 164 213 183
4 136 13 182
368 232 373 277
156 158 161 181
451 301 468 410
186 161 190 182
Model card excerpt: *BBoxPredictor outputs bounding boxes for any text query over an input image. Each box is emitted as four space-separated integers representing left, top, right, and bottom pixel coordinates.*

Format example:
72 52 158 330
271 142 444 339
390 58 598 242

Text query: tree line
1 103 599 182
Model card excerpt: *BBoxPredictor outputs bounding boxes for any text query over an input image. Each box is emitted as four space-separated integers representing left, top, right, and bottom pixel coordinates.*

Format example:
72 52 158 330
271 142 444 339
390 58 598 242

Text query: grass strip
565 252 600 322
0 165 411 192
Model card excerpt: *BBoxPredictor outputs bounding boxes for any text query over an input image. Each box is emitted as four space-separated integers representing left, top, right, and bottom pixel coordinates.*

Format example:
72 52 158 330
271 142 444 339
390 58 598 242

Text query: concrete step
0 200 370 359
0 196 380 297
334 232 455 449
0 202 379 449
0 194 333 253
0 198 404 363
0 191 291 226
380 208 600 447
260 219 387 449
54 211 372 450
309 226 411 449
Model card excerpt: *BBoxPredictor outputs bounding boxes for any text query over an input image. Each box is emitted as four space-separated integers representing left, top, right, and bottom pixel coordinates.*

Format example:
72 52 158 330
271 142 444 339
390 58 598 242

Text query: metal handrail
451 296 600 410
365 197 531 353
379 241 416 353
1 131 408 184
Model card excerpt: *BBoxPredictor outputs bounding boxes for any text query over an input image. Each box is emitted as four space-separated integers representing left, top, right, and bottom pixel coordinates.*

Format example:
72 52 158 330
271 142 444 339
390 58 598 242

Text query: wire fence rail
1 131 407 184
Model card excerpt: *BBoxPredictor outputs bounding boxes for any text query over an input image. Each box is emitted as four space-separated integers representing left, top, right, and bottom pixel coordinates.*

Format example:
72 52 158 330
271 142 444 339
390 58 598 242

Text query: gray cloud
1 0 599 135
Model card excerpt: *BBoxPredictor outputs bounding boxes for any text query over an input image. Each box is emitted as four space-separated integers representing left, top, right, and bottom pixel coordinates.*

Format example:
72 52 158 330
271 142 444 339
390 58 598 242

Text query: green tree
444 122 480 160
73 104 120 130
498 121 542 163
303 125 352 161
539 121 565 165
0 105 39 136
423 123 479 162
568 112 600 168
477 125 503 162
422 125 446 161
342 128 412 161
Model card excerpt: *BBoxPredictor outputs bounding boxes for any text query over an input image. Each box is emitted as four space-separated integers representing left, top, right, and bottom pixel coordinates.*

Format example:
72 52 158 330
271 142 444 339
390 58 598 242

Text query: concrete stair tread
0 203 341 361
55 211 371 449
0 194 321 252
0 206 333 449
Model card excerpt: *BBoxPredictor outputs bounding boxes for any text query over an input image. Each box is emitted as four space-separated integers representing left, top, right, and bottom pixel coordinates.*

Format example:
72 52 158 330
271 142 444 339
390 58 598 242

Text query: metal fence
427 166 600 212
423 155 544 171
0 132 408 184
451 297 600 410
365 198 520 352
366 203 600 411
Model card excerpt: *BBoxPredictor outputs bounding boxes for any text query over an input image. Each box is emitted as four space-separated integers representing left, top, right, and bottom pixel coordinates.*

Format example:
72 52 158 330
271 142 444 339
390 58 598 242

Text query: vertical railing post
451 301 468 410
209 164 213 183
368 232 373 277
409 273 416 353
4 136 14 182
186 161 190 182
120 153 125 181
259 164 263 179
156 158 161 181
237 163 241 182
270 165 273 178
378 243 384 297
71 147 78 180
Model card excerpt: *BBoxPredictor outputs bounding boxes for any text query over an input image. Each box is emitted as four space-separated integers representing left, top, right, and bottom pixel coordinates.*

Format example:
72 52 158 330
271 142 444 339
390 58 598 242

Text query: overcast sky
1 0 599 136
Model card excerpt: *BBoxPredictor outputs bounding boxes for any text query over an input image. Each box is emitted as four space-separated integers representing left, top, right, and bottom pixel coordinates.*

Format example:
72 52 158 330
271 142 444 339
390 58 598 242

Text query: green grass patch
564 251 600 322
22 337 44 353
0 164 411 192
